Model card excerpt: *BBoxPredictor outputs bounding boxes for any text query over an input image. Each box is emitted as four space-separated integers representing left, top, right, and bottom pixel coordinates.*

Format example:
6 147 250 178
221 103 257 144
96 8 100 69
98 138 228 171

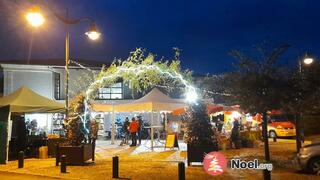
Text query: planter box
57 143 94 165
47 138 67 157
187 143 218 166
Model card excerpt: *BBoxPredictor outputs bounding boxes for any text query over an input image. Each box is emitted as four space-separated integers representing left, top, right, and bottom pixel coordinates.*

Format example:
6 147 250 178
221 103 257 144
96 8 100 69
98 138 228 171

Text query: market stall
172 103 262 150
0 86 65 164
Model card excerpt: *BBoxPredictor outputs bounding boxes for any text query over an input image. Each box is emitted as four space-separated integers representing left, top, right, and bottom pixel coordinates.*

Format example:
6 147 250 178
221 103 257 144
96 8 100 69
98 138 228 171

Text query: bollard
178 162 185 180
55 145 59 166
263 169 271 180
61 155 67 173
92 139 96 162
273 136 277 142
18 151 24 168
112 156 119 178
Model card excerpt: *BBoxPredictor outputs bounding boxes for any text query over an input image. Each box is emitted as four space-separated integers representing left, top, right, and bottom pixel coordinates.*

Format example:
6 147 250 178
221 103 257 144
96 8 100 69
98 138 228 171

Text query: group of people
122 116 142 146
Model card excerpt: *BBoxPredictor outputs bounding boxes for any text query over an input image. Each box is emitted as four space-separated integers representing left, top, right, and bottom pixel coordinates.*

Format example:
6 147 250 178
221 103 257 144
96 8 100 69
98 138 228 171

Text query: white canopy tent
92 88 187 149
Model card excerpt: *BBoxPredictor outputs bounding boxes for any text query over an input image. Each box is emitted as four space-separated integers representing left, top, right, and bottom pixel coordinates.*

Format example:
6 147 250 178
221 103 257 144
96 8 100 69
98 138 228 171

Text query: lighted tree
64 94 89 145
85 48 193 100
66 48 195 145
185 101 218 147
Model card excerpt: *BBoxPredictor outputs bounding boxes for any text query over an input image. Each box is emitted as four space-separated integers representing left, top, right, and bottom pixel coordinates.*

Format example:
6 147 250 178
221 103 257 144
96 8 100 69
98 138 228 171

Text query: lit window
98 82 123 100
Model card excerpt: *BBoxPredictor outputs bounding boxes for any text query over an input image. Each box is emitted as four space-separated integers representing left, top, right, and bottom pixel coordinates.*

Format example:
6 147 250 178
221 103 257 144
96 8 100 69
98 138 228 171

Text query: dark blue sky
0 0 320 74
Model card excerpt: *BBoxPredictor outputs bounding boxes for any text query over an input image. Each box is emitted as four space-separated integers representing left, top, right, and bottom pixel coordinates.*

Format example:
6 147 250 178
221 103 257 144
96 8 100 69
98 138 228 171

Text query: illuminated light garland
69 59 95 73
82 63 199 124
154 84 231 96
85 64 197 102
70 59 230 98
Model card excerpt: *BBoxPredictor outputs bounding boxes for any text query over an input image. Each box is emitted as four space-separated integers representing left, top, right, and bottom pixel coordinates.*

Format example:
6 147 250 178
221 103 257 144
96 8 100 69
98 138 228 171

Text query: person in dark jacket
122 117 130 144
216 118 223 133
137 116 143 145
230 118 240 149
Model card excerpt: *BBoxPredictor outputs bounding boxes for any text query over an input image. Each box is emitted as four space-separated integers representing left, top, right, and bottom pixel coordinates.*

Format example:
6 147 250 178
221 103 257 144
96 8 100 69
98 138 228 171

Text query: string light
69 59 95 73
185 90 198 103
85 64 197 102
69 59 231 97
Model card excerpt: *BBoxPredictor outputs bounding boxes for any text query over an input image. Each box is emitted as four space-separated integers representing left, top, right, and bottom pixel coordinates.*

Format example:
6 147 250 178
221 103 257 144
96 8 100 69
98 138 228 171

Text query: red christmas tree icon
203 152 227 176
208 155 223 173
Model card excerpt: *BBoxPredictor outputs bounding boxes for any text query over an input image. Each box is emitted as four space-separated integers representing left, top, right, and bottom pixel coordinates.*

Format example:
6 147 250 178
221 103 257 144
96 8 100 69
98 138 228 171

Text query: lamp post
296 55 314 152
25 5 101 116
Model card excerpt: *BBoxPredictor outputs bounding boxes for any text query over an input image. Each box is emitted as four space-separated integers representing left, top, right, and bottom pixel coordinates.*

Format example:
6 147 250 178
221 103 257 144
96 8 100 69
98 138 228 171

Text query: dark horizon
1 0 320 74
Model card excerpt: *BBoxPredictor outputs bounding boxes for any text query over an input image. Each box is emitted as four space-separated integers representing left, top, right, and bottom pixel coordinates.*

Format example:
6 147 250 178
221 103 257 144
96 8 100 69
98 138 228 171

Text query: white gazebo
92 88 187 149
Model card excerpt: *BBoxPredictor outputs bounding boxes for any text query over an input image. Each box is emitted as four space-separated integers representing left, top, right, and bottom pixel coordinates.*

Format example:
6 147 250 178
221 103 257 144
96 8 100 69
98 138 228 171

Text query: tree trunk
295 113 301 152
262 111 270 161
262 111 271 180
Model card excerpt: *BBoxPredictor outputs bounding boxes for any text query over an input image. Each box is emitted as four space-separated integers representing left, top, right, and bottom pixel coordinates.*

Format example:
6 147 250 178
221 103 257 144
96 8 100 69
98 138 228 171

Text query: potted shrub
56 94 97 165
240 131 249 147
185 101 218 166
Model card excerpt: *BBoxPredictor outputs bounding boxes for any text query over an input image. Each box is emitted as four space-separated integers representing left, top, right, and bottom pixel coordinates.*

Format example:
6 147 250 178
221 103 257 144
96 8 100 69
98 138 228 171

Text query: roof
0 59 110 68
130 88 182 104
0 86 65 113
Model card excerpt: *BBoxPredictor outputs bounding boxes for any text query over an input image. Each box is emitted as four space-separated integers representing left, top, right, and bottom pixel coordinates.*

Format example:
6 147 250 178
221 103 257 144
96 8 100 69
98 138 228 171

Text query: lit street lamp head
85 24 101 40
303 57 314 65
26 6 45 27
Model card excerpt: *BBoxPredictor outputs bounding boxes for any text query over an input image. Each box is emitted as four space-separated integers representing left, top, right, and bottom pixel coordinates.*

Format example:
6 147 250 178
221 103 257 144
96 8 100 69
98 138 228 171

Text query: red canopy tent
171 104 239 115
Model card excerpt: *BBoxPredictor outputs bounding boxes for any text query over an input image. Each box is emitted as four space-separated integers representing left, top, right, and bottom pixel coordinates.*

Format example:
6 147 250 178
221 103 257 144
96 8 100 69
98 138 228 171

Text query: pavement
0 138 318 179
0 171 60 180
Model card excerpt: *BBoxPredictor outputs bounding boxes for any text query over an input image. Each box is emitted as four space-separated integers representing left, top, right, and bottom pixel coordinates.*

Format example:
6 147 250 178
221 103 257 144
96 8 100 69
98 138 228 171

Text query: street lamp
299 55 315 73
85 24 101 40
26 6 45 27
26 5 101 117
303 57 314 65
296 54 315 152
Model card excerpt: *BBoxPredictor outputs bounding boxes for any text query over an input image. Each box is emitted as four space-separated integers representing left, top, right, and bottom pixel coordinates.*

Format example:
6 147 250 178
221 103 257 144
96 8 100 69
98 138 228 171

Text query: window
53 72 60 100
98 82 123 100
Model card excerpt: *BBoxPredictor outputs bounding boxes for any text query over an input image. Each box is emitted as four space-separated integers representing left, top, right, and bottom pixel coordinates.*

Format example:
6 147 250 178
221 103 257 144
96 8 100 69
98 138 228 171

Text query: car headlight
299 147 308 155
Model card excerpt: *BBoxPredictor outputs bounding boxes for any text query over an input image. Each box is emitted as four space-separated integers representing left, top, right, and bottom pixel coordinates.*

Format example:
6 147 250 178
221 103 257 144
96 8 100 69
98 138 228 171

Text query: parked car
296 143 320 174
267 114 296 138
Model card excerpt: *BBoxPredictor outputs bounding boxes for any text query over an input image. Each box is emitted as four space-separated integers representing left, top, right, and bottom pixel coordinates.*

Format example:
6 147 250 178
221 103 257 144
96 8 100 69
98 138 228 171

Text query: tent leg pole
157 111 160 141
151 111 154 150
164 112 168 133
111 111 115 145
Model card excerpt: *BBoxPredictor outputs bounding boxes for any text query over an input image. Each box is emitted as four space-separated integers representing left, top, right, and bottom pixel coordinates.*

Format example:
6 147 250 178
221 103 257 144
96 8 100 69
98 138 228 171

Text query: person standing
230 118 240 149
122 117 130 144
137 116 143 145
216 118 223 133
129 117 139 146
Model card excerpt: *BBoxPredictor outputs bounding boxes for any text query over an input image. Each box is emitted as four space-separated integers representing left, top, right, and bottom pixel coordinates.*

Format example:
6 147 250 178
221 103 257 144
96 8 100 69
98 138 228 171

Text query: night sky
0 0 320 74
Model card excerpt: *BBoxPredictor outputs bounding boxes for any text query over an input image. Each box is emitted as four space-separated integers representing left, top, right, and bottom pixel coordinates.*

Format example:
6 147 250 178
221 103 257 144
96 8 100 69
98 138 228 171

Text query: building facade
0 59 138 102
